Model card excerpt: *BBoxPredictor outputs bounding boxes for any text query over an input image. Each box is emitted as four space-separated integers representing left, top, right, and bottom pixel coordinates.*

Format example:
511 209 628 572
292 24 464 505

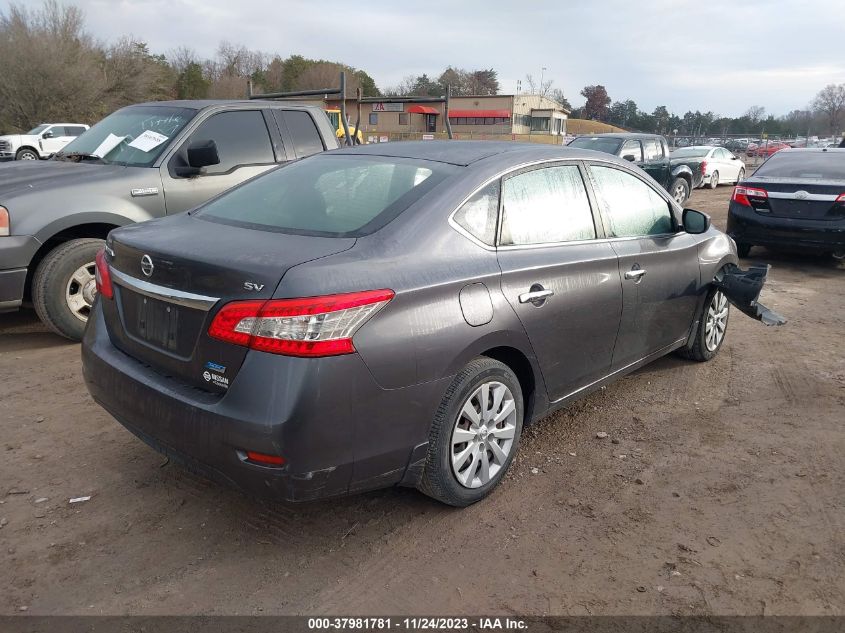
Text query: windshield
754 151 845 180
26 124 49 135
59 105 196 166
671 148 710 158
568 136 623 154
197 154 456 237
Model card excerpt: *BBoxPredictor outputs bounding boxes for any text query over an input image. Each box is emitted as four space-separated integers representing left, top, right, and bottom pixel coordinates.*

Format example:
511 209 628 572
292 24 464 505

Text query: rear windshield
196 154 455 237
568 137 623 154
754 151 845 180
671 148 710 158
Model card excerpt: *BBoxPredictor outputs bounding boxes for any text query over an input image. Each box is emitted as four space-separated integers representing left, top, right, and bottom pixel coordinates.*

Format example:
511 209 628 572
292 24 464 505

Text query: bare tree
524 73 552 97
744 105 766 125
812 83 845 135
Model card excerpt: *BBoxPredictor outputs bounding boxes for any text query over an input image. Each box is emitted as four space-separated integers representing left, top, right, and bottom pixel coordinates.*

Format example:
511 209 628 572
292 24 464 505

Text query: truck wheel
32 238 105 341
418 357 523 506
16 148 39 161
670 177 690 204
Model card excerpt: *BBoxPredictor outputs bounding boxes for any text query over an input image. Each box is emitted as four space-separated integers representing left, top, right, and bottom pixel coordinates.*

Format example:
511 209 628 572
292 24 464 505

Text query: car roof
129 99 323 112
329 140 633 167
776 147 845 154
576 132 663 140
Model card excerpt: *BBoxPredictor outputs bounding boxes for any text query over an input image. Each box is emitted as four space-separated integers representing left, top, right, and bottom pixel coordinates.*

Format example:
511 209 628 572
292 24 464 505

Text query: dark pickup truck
568 132 694 205
0 100 339 339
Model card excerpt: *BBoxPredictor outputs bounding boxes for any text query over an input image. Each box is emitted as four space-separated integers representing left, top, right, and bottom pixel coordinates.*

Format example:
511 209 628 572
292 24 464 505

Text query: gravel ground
0 184 843 616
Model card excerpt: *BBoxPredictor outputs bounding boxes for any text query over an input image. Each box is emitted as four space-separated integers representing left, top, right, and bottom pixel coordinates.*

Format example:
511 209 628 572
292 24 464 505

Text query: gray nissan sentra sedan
81 141 782 506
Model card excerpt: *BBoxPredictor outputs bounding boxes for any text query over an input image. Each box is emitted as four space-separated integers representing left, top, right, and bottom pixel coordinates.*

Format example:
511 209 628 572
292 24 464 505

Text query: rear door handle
624 269 647 280
519 288 554 304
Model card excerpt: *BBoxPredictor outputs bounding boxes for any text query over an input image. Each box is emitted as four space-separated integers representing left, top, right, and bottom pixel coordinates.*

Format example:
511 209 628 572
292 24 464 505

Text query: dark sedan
82 141 781 507
727 148 845 258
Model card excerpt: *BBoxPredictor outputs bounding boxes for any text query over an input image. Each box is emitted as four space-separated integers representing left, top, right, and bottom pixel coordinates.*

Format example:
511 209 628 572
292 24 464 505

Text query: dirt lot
1 185 843 616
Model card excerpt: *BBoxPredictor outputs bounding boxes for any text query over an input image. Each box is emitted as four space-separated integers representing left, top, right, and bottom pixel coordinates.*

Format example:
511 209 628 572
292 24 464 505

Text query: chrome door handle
624 269 647 280
519 289 554 304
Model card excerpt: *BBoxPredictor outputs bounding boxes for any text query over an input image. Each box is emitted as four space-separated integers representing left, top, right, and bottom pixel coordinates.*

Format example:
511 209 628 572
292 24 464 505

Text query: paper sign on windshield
128 130 169 153
92 133 125 158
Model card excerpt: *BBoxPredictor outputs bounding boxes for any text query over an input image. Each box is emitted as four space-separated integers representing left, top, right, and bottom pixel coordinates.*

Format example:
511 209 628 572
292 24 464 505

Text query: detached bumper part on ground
714 263 787 326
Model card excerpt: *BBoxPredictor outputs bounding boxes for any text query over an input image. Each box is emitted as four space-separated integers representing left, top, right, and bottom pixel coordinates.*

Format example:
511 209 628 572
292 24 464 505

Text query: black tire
708 171 719 189
16 147 39 161
670 177 690 204
32 238 105 341
737 243 752 258
418 357 524 507
677 286 729 362
737 168 746 183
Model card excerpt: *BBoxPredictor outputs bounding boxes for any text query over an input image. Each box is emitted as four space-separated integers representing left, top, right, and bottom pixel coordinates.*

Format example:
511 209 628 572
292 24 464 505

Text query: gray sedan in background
81 142 781 506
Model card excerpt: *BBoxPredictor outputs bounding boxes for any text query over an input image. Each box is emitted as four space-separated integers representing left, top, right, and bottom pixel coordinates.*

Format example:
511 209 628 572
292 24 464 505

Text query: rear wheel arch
479 345 540 425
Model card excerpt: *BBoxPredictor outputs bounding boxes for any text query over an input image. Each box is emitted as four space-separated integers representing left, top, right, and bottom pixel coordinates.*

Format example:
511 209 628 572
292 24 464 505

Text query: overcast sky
5 0 843 117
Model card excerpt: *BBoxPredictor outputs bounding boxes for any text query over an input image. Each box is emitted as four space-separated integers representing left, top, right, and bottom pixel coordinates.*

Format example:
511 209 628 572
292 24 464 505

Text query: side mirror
42 131 53 139
682 208 711 234
174 140 220 177
623 154 636 162
731 155 738 160
187 140 219 169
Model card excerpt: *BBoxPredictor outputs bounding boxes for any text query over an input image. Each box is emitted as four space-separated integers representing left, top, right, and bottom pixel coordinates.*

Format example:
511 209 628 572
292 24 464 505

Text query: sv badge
244 281 265 291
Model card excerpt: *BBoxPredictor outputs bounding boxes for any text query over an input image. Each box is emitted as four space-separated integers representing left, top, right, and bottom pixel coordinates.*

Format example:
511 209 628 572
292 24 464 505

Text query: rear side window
453 181 499 245
64 126 87 136
188 110 274 175
754 152 845 179
589 165 674 237
500 165 595 246
280 110 324 158
197 155 454 237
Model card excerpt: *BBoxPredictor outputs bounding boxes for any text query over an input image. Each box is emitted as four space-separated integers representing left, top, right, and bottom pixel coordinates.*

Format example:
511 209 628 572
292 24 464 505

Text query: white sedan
671 145 746 189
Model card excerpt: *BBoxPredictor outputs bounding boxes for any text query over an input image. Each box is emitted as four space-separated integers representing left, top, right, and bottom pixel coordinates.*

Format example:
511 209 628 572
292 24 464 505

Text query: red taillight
835 193 845 204
208 289 395 357
244 451 285 467
732 185 768 208
94 248 113 299
0 206 9 237
700 160 707 175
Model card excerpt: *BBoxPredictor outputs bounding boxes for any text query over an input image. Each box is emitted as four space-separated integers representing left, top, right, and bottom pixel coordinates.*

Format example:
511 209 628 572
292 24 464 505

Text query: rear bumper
727 204 845 253
81 303 448 502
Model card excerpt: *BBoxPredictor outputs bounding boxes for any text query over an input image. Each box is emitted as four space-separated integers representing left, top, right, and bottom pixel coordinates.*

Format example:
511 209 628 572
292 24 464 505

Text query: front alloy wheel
704 290 729 352
16 148 38 160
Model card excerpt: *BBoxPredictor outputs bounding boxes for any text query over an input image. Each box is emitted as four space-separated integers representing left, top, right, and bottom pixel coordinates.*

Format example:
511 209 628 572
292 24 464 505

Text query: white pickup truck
0 123 90 161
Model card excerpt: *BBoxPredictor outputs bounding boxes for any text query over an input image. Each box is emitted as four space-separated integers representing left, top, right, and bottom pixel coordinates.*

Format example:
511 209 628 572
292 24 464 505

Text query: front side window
589 165 674 238
58 105 195 166
185 110 274 175
643 139 661 161
619 140 643 162
453 181 499 245
197 155 454 237
500 165 596 246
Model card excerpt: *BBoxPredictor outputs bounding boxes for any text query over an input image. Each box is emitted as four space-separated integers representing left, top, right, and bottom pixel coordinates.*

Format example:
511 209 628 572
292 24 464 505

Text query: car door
719 148 741 181
585 162 701 370
495 162 623 401
40 126 73 155
640 138 669 188
160 109 279 214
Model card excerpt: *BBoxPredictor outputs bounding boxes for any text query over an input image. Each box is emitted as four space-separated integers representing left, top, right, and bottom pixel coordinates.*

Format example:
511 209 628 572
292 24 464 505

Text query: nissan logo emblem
140 254 154 277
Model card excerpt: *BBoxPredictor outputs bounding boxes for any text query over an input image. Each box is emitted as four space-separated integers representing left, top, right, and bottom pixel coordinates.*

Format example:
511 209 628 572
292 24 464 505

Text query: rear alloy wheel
737 168 746 182
32 238 105 341
16 148 38 161
708 171 719 189
670 177 690 204
678 287 729 362
419 357 523 506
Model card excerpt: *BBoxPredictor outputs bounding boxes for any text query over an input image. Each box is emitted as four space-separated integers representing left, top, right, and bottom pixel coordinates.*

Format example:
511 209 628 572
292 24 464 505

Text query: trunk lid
103 213 355 392
747 177 845 220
